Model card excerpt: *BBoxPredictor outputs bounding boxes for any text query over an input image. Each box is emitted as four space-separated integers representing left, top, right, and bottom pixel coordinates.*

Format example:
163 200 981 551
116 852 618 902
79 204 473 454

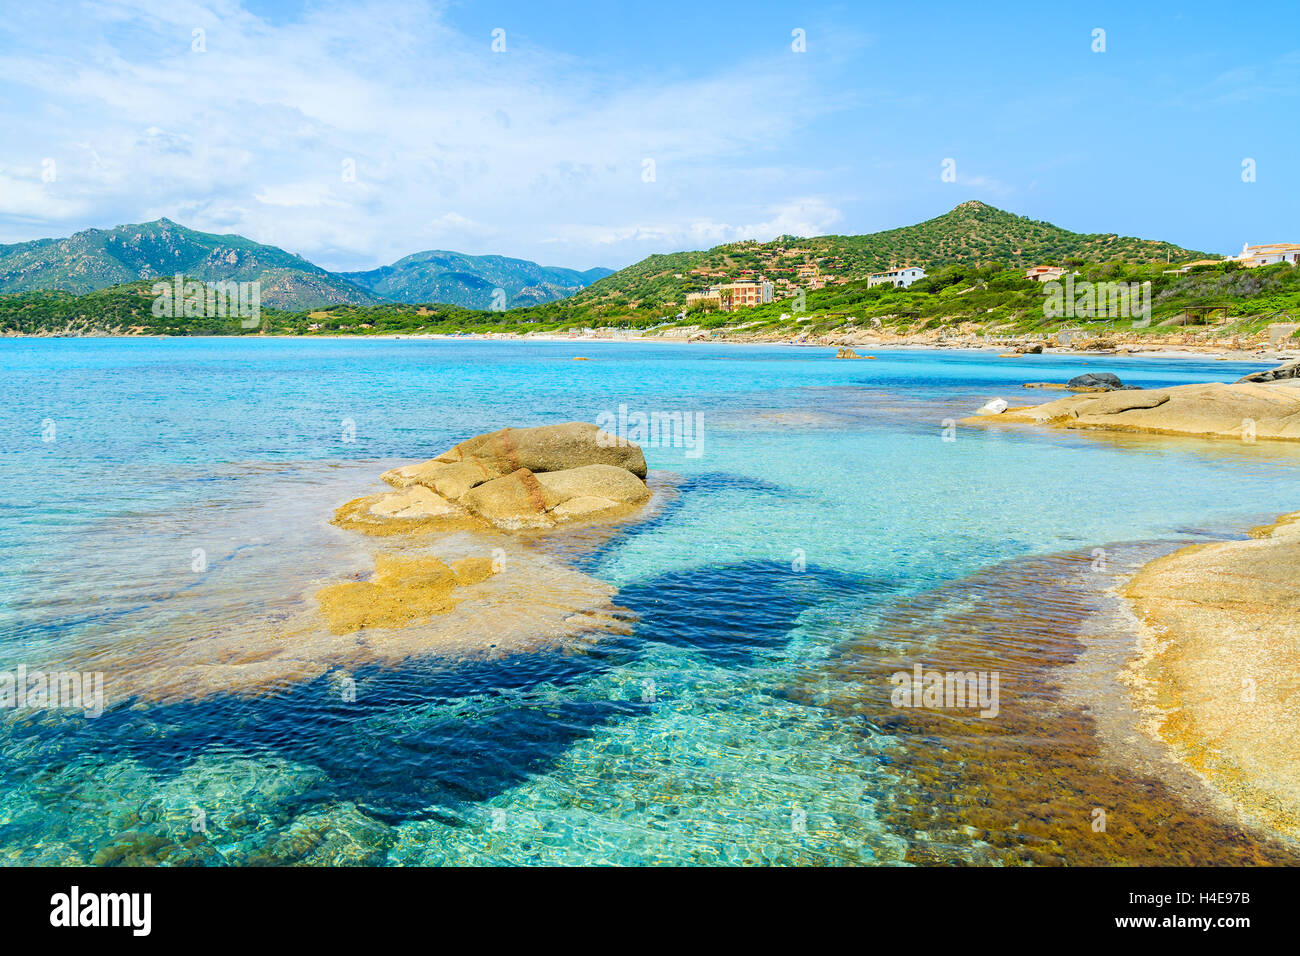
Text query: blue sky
0 0 1295 271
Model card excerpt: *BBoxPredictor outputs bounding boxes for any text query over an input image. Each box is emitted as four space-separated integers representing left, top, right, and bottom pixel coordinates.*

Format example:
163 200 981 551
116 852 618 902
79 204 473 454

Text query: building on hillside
685 289 722 310
718 279 774 309
1025 265 1067 282
686 279 774 312
1162 258 1222 274
1230 242 1300 268
868 266 926 288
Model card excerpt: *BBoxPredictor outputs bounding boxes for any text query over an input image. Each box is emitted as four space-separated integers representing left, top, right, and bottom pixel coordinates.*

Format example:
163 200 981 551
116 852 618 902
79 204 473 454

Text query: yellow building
687 279 774 312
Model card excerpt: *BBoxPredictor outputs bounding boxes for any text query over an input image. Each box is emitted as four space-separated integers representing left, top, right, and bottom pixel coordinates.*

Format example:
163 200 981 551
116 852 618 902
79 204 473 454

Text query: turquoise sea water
1 337 1298 865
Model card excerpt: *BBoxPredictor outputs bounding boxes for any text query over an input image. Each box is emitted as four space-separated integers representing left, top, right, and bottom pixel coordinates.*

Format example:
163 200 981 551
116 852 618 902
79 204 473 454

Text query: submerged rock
316 554 498 634
62 534 634 703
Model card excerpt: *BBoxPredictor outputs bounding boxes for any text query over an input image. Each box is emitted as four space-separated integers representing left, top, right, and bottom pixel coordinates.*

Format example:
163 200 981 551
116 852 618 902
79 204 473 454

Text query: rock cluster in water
53 425 659 703
336 422 651 533
1020 372 1135 393
313 422 658 640
1065 372 1135 391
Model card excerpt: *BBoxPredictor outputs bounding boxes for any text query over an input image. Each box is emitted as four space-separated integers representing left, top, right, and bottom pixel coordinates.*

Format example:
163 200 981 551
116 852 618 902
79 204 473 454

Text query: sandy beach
328 329 1300 364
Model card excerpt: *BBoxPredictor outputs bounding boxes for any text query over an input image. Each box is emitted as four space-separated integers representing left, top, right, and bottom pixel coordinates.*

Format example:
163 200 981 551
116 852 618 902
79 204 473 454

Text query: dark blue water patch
680 473 798 496
0 561 890 824
0 645 640 824
615 560 895 667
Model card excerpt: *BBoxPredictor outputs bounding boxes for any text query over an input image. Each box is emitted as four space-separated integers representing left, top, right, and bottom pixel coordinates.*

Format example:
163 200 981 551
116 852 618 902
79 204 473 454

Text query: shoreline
6 330 1294 364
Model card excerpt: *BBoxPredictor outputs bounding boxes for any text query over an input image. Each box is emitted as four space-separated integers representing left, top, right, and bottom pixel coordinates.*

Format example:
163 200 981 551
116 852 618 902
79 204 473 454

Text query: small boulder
463 463 652 529
835 347 863 359
382 458 502 497
463 468 555 527
1067 372 1124 390
976 398 1009 416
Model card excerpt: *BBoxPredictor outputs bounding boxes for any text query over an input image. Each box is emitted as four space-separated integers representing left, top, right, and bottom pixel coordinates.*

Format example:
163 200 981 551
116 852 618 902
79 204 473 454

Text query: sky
0 0 1296 272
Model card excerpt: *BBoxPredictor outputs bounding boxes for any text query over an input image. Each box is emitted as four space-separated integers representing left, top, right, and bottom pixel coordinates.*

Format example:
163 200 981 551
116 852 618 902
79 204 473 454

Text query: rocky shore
1123 512 1300 841
966 378 1300 442
515 326 1300 361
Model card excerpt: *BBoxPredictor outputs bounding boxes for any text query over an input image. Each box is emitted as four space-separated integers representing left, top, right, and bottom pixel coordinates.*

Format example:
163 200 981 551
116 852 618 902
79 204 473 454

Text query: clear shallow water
1 338 1299 865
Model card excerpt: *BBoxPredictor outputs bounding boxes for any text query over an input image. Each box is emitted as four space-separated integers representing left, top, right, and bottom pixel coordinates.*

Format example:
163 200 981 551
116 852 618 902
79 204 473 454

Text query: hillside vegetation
4 259 1297 346
556 200 1209 322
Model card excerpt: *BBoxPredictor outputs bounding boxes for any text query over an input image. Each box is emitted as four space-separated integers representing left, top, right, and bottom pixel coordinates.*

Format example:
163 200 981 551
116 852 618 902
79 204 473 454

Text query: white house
868 266 926 288
1230 242 1300 268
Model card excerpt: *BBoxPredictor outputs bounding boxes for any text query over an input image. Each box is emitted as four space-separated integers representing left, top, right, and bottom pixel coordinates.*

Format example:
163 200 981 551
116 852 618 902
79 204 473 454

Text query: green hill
341 251 611 309
565 200 1211 320
0 219 379 311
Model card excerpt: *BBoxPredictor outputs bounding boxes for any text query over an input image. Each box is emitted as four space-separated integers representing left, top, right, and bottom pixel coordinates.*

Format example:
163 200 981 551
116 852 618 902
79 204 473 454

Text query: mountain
0 220 611 311
0 219 380 311
341 251 613 309
567 200 1211 314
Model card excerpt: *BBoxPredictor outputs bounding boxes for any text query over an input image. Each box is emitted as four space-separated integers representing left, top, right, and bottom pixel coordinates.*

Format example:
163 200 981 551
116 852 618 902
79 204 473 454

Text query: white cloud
543 198 843 252
0 0 845 268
